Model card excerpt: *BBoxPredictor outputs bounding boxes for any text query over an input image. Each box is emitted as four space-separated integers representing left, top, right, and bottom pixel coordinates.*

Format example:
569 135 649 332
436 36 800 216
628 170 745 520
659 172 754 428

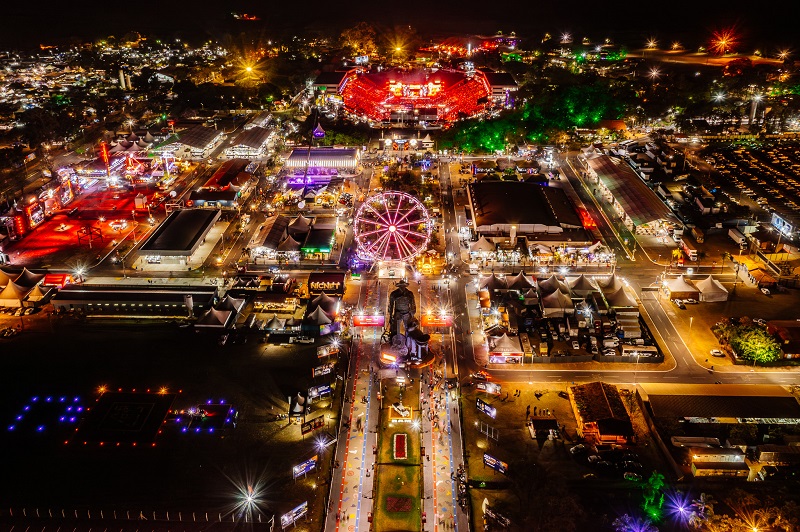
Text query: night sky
2 1 798 49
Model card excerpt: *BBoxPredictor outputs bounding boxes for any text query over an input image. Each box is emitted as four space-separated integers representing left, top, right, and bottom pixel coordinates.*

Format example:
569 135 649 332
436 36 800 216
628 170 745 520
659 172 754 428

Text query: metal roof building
285 147 360 170
139 209 221 257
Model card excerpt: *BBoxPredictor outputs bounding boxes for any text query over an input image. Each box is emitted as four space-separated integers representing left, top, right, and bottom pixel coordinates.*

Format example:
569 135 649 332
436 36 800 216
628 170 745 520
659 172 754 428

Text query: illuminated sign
293 456 318 479
317 345 340 358
354 315 385 327
355 55 370 65
476 382 501 395
300 416 325 435
99 143 109 165
320 322 340 336
476 398 496 419
420 314 453 327
313 363 335 378
308 384 332 400
308 272 346 295
772 212 794 236
483 453 508 475
281 501 308 529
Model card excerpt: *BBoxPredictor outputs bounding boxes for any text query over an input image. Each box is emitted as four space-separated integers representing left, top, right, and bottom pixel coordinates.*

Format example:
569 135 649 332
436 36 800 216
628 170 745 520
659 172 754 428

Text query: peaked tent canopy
507 271 535 290
0 280 30 307
288 215 312 234
480 274 507 291
490 333 523 354
597 274 623 292
25 284 45 302
665 275 699 299
538 274 569 295
265 314 286 330
14 268 45 287
0 269 13 287
306 306 332 325
216 294 246 313
567 274 596 296
470 236 496 254
541 289 573 317
604 286 637 308
195 308 233 329
277 235 301 252
695 275 729 302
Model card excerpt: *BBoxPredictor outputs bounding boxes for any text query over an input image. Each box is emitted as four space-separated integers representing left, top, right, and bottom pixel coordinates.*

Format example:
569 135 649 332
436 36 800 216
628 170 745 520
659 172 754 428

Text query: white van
469 263 479 275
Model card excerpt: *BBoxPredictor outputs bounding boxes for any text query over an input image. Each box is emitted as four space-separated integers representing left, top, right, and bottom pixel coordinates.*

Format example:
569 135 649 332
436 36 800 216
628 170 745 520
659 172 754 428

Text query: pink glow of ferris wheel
354 190 432 262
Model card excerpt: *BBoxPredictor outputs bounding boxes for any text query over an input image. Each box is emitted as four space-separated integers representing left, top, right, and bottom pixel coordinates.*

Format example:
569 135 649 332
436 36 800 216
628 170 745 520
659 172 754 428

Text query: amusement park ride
353 190 434 367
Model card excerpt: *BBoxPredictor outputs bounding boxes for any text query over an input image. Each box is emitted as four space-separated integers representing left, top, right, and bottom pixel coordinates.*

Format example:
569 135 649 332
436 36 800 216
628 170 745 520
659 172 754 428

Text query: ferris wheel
354 190 432 262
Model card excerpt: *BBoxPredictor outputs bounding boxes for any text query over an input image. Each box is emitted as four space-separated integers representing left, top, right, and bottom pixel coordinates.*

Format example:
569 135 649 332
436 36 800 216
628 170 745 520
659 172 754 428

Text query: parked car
294 336 314 344
761 288 771 295
684 298 698 304
569 444 588 455
571 340 580 350
710 349 725 358
623 472 642 482
674 299 687 310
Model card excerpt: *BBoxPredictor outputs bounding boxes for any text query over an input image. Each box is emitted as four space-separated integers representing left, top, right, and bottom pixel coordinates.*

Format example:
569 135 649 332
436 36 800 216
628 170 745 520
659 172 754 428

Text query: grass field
373 378 422 532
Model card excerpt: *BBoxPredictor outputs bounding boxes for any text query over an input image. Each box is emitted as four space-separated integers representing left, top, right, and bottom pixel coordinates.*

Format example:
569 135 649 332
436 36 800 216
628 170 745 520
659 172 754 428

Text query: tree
340 22 378 57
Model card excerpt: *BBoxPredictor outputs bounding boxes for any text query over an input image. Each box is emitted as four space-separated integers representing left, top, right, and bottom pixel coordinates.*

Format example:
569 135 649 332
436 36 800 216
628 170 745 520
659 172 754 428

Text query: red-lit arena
339 68 491 124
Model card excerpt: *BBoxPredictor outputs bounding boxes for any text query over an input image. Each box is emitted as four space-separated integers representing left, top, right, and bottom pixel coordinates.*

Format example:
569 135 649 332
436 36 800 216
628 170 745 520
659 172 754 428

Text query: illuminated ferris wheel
354 191 432 262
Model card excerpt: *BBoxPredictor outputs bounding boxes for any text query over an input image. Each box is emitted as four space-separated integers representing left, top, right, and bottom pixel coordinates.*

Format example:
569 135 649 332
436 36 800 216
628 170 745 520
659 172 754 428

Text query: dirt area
459 383 671 530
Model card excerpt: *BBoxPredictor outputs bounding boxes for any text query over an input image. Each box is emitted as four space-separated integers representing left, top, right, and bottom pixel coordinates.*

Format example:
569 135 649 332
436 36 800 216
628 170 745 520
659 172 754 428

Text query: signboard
25 152 36 162
320 321 340 336
484 505 511 527
308 272 346 296
772 212 794 236
300 416 325 435
476 382 501 395
476 398 497 419
292 456 318 479
308 384 332 400
355 55 370 65
353 315 385 327
313 363 335 378
483 453 508 475
420 314 454 327
281 501 308 529
317 345 340 358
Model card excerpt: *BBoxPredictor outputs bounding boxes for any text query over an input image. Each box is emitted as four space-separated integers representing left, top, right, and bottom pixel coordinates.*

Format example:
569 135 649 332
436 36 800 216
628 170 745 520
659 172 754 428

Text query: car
471 370 491 381
623 472 642 482
674 299 687 310
109 219 128 230
587 454 602 463
569 444 588 455
684 298 698 304
571 340 580 350
710 349 725 358
295 336 314 344
761 288 771 295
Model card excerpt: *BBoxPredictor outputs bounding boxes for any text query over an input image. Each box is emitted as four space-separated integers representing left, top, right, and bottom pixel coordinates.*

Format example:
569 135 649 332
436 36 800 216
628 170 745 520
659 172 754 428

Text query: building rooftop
468 180 583 230
140 209 221 256
230 126 271 150
177 125 223 149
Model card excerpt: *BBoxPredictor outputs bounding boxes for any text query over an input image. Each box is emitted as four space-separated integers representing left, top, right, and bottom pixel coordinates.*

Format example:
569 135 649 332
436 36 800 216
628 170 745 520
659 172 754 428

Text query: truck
691 226 705 243
670 436 721 448
681 237 698 261
728 228 746 246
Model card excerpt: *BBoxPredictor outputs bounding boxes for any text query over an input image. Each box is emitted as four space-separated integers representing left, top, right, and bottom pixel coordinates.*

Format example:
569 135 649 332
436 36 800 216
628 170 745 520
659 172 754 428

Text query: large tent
13 268 45 287
0 269 13 287
305 306 332 325
195 308 233 329
490 333 523 355
309 292 337 315
541 289 574 317
523 288 539 306
507 271 535 290
604 286 637 308
470 236 496 254
265 314 286 331
288 215 312 235
479 274 507 291
597 274 623 292
277 235 301 252
665 275 700 300
567 274 596 296
695 275 729 302
538 274 569 295
216 294 246 314
0 281 30 307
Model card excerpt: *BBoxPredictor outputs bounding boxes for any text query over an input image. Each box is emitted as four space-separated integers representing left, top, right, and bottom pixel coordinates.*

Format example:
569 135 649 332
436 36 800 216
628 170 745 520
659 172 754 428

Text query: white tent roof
479 274 507 290
604 286 637 308
490 333 523 354
25 284 45 301
470 236 495 253
0 280 30 301
597 274 623 291
306 306 332 325
695 275 728 294
265 314 286 330
666 275 698 293
507 271 535 290
216 294 245 313
538 274 569 295
0 269 13 287
567 274 596 294
195 308 232 328
289 215 312 232
277 235 301 252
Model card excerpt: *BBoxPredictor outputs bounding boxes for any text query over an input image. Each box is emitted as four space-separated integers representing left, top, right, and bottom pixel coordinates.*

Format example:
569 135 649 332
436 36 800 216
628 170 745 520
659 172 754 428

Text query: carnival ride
354 191 431 263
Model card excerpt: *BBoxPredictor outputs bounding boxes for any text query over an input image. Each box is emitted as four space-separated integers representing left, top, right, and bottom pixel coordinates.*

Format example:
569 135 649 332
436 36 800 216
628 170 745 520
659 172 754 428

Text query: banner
353 315 385 327
281 501 308 529
308 384 332 400
308 272 346 296
476 382 501 395
300 416 325 435
320 322 340 336
476 398 496 419
313 363 335 378
292 456 318 479
483 453 508 475
420 314 453 327
317 344 340 358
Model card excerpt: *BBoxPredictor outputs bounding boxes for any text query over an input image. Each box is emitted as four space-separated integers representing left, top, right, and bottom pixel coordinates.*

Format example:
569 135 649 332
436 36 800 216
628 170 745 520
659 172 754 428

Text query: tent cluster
195 294 246 329
0 268 48 308
664 275 728 302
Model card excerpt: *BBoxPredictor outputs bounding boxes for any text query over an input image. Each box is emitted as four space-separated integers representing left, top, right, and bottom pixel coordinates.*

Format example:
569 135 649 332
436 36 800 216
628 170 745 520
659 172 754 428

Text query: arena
334 68 502 125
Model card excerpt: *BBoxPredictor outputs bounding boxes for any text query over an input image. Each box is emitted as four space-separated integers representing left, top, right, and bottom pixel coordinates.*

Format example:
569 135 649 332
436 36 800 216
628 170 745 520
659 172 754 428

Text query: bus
681 237 698 261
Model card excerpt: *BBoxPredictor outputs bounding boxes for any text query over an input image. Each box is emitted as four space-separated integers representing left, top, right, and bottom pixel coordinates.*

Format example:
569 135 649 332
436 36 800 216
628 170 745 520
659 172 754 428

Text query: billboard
355 55 370 65
476 382 501 395
281 501 308 529
300 415 325 435
476 398 497 419
483 453 508 475
292 456 318 479
317 344 340 358
308 272 346 296
320 321 341 336
313 363 335 378
308 384 332 400
420 314 454 327
353 315 385 327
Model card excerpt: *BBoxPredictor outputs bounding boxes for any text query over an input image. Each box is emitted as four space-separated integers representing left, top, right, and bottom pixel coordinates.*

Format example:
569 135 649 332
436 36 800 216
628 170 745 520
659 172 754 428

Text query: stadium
318 68 516 125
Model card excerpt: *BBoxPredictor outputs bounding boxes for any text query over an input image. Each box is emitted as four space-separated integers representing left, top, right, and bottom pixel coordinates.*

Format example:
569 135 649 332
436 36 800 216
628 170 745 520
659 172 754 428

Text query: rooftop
140 209 221 256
